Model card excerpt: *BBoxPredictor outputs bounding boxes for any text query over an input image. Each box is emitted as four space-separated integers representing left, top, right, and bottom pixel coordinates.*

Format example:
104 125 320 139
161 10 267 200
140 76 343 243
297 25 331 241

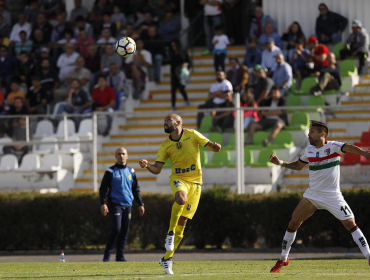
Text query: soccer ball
116 37 136 58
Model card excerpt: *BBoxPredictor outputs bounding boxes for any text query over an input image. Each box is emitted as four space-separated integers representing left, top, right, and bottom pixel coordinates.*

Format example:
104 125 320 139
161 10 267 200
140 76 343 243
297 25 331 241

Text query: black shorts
257 118 285 130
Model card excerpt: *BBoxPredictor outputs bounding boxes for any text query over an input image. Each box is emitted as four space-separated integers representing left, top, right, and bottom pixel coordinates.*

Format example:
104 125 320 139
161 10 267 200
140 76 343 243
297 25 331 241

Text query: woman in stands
281 22 306 63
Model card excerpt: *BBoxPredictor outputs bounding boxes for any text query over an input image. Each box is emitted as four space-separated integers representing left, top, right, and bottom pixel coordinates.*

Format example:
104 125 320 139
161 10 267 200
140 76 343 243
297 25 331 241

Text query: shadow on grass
1 273 156 279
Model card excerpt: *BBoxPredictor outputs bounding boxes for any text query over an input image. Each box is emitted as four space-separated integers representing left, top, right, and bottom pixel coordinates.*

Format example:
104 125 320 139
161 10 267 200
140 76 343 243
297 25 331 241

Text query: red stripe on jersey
307 152 341 162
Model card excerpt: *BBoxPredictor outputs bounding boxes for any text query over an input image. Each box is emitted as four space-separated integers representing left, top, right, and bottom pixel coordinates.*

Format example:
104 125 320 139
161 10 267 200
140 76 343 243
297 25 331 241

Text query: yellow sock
164 224 185 259
168 202 184 233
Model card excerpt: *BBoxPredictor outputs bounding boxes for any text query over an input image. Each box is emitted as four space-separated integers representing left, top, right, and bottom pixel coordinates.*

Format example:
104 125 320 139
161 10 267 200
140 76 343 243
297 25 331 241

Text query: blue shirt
293 49 310 68
272 61 293 88
261 45 282 70
243 47 262 69
99 163 143 207
258 33 283 49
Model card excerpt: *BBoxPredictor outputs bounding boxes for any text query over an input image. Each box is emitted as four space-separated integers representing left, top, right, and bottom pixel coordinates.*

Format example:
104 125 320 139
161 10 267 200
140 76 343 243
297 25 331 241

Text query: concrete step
91 159 156 170
118 123 197 134
157 79 214 86
189 46 246 56
192 65 225 72
134 106 198 112
163 72 215 81
97 151 158 160
126 115 196 125
74 177 156 189
139 98 206 108
151 92 208 100
102 142 163 152
153 82 211 90
150 88 208 95
82 169 155 179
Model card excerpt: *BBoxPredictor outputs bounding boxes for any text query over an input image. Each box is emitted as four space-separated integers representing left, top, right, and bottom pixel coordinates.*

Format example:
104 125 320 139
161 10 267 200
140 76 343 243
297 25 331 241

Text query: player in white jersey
268 120 370 273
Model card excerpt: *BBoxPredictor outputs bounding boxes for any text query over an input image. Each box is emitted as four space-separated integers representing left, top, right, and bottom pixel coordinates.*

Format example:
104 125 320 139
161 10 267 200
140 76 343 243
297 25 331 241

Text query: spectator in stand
99 13 117 37
223 0 243 44
153 0 171 24
107 63 127 110
292 40 310 86
125 24 140 41
56 43 79 82
15 31 33 56
253 64 274 105
315 3 348 44
310 53 341 96
97 28 116 47
6 80 25 106
38 58 60 102
341 20 369 74
281 21 306 62
212 25 230 72
0 15 10 39
261 38 282 76
243 37 262 72
226 57 248 93
138 12 158 38
0 0 11 27
9 13 32 43
246 85 287 146
169 39 191 111
211 92 234 132
197 71 233 128
32 29 49 56
158 10 181 42
55 79 90 128
249 6 277 40
0 45 17 87
233 88 259 131
51 13 71 43
258 22 282 49
35 47 57 74
69 0 89 24
111 5 126 34
65 56 91 95
89 0 113 37
87 75 115 136
26 76 47 115
133 9 145 30
143 25 165 82
125 38 152 99
101 44 122 75
306 36 329 72
0 88 4 115
272 53 292 96
31 13 53 43
76 29 95 59
73 16 94 39
18 51 35 88
200 0 222 55
54 29 76 59
24 0 43 24
85 45 101 92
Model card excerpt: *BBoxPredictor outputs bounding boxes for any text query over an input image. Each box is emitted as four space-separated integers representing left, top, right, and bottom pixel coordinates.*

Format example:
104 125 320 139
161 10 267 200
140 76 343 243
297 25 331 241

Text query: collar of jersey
115 163 127 169
169 129 184 142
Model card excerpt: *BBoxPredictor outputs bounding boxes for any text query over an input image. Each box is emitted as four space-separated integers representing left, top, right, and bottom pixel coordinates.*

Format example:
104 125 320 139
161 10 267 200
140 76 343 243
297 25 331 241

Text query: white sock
280 229 297 261
351 227 370 260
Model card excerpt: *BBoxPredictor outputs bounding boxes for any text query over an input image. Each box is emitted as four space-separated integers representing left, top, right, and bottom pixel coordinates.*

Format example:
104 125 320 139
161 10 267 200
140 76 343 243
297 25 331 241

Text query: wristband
279 160 284 166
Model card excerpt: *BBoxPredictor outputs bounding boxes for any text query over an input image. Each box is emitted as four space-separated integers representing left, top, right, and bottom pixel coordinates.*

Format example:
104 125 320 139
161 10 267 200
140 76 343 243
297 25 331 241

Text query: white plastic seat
55 119 76 138
0 154 18 171
76 119 93 139
0 137 12 154
16 154 40 171
58 135 80 154
33 136 59 155
39 154 62 171
33 120 54 138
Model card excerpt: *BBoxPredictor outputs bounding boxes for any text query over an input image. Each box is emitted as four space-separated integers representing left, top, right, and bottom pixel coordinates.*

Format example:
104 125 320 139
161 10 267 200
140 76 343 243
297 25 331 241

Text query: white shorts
303 188 354 220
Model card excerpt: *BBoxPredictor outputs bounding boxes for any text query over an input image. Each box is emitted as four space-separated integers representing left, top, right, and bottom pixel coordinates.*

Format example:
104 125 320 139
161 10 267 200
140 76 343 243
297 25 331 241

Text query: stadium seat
340 59 358 77
33 136 59 155
360 155 370 165
200 149 208 165
303 95 325 112
341 152 361 165
198 115 212 133
354 131 370 147
58 135 81 154
39 154 62 171
33 119 54 138
16 154 41 171
286 95 303 107
250 148 276 167
0 137 12 155
207 132 224 146
269 131 294 149
204 149 230 167
76 119 93 140
333 42 344 60
285 112 310 130
225 133 236 150
245 131 269 150
55 119 76 138
0 154 18 171
228 149 253 167
163 158 171 168
293 77 318 95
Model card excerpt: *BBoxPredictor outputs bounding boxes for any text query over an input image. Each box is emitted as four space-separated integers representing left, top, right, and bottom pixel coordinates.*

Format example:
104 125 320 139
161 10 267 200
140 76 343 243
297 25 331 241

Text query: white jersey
299 141 346 194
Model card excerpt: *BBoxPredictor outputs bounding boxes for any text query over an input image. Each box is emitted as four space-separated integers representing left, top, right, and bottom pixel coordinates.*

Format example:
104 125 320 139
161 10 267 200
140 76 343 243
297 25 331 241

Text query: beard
216 78 222 82
164 125 175 133
309 137 319 146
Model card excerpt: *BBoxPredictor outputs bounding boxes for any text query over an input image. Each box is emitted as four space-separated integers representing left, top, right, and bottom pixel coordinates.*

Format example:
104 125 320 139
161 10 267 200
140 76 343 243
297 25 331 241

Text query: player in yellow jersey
139 113 221 274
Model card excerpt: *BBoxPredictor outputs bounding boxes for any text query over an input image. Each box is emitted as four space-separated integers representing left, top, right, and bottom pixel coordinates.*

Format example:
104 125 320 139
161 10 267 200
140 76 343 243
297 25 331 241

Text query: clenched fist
139 159 148 168
269 154 280 165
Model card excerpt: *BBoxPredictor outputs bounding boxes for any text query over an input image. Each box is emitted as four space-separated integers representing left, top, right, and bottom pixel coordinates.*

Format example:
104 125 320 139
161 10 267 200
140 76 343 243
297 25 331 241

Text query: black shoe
116 258 127 262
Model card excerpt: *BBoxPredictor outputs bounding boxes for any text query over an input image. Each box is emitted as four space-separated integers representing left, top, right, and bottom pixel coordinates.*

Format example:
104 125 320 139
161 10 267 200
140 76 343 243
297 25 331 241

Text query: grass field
0 259 369 279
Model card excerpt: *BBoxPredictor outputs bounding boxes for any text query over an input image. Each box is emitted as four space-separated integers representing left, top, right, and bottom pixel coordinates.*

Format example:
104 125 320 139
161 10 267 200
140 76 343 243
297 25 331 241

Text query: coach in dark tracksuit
99 147 145 262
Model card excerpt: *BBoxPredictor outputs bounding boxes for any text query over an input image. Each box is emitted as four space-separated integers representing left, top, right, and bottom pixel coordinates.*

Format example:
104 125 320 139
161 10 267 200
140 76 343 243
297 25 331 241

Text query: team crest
128 174 132 180
316 152 320 158
176 142 182 150
187 204 192 211
324 149 330 156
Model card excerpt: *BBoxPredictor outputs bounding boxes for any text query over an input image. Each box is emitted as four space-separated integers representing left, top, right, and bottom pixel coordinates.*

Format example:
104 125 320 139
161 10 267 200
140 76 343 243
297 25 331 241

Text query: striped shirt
300 141 346 193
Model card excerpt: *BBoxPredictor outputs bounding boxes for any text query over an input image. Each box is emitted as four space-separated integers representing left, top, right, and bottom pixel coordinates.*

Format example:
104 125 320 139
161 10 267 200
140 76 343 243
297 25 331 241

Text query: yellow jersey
156 128 210 184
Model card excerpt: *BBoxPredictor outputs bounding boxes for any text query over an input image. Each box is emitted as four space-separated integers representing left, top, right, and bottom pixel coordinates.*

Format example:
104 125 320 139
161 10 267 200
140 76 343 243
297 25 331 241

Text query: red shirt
312 44 329 67
92 86 115 107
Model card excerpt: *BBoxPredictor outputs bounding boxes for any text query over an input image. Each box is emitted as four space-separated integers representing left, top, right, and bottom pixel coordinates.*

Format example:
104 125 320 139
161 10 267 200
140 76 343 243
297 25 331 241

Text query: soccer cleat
159 257 174 274
165 231 175 252
270 258 289 273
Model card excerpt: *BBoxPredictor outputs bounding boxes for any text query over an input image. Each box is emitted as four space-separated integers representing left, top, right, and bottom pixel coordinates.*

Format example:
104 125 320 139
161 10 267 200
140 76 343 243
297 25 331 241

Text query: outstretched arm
342 144 370 158
269 154 307 170
139 159 164 174
206 141 222 152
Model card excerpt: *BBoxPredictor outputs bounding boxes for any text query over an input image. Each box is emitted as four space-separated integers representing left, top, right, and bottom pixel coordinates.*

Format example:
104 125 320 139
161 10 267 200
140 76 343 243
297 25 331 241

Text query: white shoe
159 257 174 274
165 232 175 252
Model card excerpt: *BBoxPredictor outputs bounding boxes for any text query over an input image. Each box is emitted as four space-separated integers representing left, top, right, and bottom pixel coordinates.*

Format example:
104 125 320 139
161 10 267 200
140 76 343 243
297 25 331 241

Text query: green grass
0 259 369 279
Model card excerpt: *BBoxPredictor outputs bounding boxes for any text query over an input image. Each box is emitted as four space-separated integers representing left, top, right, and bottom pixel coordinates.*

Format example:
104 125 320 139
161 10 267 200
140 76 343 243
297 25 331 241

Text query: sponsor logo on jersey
176 142 182 150
187 204 192 211
175 164 196 174
324 148 330 156
128 174 132 180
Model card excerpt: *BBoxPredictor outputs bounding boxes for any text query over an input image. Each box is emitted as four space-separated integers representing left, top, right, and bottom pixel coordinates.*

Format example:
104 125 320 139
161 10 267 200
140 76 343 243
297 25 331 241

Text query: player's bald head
168 114 182 124
115 147 127 155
